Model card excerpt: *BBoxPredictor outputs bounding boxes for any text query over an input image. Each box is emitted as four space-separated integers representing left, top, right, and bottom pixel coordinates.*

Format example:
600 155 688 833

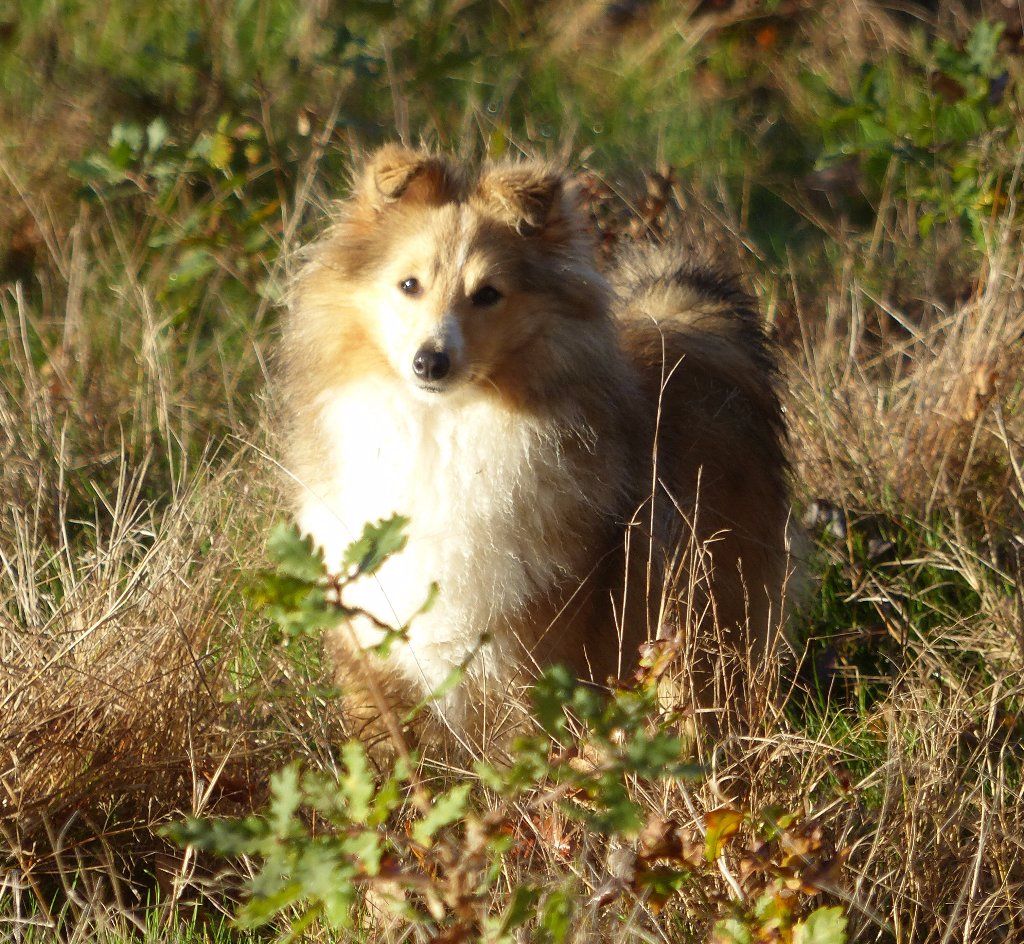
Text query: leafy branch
167 518 850 942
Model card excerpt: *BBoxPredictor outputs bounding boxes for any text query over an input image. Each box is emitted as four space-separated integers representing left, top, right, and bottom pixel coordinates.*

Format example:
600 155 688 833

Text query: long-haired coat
283 146 789 748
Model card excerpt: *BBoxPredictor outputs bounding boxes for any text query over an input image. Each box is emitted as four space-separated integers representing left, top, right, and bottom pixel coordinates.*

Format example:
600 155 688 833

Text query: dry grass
775 225 1024 940
4 202 1022 941
1 279 259 884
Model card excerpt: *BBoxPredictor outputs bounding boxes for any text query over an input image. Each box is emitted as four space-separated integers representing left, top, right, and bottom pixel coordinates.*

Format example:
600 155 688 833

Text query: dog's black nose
412 348 451 382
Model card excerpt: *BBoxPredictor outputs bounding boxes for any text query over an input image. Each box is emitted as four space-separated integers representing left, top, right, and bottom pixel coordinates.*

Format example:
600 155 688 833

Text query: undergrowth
169 518 847 943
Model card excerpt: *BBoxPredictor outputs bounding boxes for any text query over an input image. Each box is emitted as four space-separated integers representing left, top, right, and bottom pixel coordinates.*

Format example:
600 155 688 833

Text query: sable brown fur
283 146 790 747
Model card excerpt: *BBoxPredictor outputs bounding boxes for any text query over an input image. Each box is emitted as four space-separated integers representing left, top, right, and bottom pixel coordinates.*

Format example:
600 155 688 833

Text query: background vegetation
2 0 1023 940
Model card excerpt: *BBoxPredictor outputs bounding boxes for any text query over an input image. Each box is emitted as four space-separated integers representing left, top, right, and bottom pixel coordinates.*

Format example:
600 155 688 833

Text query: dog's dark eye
399 277 422 296
470 285 503 307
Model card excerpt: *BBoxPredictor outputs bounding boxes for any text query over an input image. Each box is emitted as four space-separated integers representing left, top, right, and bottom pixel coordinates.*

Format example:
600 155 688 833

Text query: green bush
168 518 848 942
810 20 1018 248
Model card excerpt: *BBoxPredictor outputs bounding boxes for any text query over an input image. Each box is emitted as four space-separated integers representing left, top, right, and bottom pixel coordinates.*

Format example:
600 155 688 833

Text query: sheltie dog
283 145 789 749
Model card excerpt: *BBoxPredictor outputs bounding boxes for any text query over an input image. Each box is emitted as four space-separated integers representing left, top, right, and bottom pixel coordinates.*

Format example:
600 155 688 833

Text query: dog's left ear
474 163 581 239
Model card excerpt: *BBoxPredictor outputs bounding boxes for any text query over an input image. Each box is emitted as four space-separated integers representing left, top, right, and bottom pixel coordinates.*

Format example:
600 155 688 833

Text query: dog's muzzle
412 346 452 383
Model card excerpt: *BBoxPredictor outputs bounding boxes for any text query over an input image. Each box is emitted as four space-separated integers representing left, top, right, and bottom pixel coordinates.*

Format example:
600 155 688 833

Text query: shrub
169 518 849 942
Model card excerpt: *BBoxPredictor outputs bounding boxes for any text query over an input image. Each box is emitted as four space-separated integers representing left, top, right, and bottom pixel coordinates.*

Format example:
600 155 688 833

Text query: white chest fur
295 378 612 706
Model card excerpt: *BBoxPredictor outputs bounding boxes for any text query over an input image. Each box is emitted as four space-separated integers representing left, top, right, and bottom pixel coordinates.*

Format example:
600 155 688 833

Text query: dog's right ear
354 145 460 211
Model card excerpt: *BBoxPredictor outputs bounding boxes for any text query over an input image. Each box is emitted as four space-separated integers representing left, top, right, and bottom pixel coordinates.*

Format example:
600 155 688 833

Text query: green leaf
343 830 383 877
855 115 888 144
532 665 576 739
267 763 302 834
146 117 168 153
538 887 574 943
68 155 126 185
411 783 471 847
162 815 266 855
577 778 643 835
793 906 848 944
343 515 409 575
238 882 305 927
189 129 233 170
623 732 684 775
758 805 797 840
266 588 342 639
369 626 407 658
753 891 791 932
370 771 403 826
964 20 1003 75
268 523 325 583
109 121 144 154
569 683 604 724
490 884 540 940
635 864 686 912
320 883 356 929
474 758 512 793
339 741 374 824
208 131 234 170
279 902 324 942
712 917 752 944
419 579 440 613
168 248 217 288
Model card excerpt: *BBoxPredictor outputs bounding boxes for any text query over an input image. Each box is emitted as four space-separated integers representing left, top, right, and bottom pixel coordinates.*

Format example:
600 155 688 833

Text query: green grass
14 901 266 944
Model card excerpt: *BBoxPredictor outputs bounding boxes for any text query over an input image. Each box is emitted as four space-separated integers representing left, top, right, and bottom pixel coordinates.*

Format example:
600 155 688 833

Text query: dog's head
297 145 610 404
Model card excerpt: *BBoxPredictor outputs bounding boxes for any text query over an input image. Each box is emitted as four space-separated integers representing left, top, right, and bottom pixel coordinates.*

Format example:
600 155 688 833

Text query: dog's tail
611 239 786 465
612 240 793 726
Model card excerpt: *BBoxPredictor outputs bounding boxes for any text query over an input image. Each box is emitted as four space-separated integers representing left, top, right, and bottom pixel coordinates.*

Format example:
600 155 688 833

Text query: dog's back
608 242 790 726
